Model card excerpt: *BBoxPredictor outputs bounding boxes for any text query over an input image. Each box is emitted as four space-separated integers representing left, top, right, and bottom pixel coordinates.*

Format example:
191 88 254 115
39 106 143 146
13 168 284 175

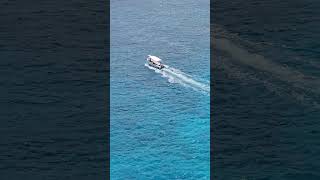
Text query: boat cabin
147 55 165 69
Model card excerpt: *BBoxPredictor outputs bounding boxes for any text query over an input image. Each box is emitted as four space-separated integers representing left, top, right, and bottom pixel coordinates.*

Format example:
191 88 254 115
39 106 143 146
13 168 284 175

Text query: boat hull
148 61 164 69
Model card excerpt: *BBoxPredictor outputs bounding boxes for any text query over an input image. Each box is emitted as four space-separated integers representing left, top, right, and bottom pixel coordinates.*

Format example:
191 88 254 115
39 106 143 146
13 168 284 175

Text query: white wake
145 63 210 95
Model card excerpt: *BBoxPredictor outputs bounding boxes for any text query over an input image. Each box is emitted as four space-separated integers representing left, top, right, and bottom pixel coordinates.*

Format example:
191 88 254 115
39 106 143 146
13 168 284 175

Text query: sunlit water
111 0 210 179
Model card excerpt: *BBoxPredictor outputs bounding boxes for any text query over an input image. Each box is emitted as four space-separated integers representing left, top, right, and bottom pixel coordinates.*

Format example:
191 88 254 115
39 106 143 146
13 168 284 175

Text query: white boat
147 55 165 69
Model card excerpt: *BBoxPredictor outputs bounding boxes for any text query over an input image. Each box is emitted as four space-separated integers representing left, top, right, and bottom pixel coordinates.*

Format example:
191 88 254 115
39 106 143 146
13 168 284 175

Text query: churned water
213 0 320 179
111 0 210 179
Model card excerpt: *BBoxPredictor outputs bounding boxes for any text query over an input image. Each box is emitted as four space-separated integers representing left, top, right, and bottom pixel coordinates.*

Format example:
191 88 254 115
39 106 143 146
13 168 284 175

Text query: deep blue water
0 1 108 179
111 0 210 179
213 0 320 179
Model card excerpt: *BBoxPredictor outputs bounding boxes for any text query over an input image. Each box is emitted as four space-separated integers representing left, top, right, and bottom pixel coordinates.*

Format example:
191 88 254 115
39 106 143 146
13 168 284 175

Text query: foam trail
145 64 210 95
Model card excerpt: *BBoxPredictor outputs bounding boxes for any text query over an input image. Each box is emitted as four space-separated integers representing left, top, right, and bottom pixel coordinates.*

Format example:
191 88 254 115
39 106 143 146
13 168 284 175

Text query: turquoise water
111 0 210 179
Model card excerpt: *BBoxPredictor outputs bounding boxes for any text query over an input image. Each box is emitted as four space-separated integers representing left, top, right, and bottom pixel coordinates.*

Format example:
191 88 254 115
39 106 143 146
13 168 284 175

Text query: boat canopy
148 55 162 62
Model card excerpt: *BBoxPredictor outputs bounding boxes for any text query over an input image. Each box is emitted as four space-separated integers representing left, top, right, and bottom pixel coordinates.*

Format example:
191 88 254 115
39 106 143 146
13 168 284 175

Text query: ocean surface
111 0 210 179
0 1 108 179
212 0 320 179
